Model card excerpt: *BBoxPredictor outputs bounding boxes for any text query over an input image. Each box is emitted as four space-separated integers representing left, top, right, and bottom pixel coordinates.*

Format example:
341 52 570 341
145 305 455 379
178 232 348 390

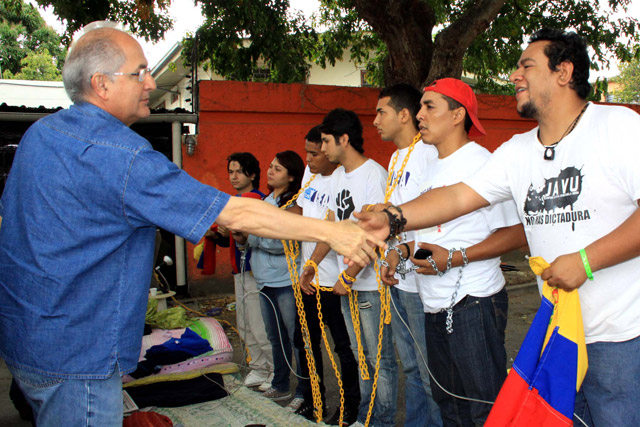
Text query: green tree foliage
31 0 173 43
613 56 640 103
2 48 62 80
36 0 640 92
182 0 318 83
0 0 65 80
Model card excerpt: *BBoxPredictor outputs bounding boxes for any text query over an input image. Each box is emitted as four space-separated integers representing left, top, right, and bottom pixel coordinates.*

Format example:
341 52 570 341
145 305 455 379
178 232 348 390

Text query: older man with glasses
0 22 382 426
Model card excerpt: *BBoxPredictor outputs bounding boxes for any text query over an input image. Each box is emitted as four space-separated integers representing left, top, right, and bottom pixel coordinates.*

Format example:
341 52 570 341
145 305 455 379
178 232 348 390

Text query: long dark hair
268 150 304 208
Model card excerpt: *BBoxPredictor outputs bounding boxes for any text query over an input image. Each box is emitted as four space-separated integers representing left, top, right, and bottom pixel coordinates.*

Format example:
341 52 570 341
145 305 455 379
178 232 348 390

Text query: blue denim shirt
0 103 229 378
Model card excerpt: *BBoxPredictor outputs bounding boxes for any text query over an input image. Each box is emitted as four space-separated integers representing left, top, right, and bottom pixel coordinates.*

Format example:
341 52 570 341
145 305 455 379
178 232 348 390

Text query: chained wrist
304 259 318 272
382 206 407 242
339 270 356 288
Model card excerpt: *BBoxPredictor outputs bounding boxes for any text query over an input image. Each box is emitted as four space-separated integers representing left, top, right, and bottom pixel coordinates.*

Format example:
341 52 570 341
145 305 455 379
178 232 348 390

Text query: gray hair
62 28 127 103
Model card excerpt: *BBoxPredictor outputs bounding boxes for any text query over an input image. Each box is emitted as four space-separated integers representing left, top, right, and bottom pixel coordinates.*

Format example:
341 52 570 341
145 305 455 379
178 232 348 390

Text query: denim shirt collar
71 102 127 127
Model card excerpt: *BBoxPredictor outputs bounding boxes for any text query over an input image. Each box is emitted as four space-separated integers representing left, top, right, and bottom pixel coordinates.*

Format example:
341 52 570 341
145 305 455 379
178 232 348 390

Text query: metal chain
279 175 323 421
303 259 347 426
443 248 468 335
361 134 421 427
283 240 324 421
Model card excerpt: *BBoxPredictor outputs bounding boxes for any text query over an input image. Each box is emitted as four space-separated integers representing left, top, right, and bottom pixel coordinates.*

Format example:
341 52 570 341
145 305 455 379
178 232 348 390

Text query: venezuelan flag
485 257 588 426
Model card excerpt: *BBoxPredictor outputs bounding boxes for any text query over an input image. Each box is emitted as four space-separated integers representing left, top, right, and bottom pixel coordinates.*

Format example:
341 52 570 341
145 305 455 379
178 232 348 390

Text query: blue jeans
341 290 397 426
425 288 508 427
8 364 123 426
573 334 640 426
391 287 442 427
259 285 301 393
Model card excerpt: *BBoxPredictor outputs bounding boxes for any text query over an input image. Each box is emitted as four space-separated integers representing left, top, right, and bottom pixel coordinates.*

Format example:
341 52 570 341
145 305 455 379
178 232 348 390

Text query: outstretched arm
412 223 527 275
355 182 490 241
215 197 384 267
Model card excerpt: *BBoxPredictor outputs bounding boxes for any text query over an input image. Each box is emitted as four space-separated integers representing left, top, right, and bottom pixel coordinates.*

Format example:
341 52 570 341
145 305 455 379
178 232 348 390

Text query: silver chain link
443 248 468 334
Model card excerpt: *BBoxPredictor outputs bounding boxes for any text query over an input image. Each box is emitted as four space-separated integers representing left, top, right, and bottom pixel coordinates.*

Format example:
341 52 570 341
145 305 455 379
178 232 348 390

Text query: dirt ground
0 249 540 426
180 248 542 424
195 248 540 366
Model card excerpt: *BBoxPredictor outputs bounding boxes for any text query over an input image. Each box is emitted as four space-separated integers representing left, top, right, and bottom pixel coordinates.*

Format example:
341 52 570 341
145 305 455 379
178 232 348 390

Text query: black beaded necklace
540 103 589 161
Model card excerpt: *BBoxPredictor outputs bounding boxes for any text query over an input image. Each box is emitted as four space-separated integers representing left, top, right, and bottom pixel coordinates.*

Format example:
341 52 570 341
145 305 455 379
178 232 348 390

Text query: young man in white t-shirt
372 84 442 427
383 78 524 425
301 109 394 426
358 30 640 426
294 125 360 425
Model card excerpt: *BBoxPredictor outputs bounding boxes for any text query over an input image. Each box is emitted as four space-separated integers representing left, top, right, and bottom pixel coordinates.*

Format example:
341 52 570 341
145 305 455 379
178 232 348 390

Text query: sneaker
243 369 270 387
258 372 274 392
294 400 327 421
262 386 292 402
326 406 359 426
286 397 305 411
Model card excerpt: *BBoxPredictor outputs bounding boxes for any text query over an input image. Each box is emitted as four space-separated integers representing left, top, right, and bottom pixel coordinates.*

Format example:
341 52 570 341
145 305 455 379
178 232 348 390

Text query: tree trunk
354 0 508 88
353 0 435 88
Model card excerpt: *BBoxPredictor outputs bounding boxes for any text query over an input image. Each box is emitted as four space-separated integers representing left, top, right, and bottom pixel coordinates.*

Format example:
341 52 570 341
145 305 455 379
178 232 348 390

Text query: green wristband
579 249 594 281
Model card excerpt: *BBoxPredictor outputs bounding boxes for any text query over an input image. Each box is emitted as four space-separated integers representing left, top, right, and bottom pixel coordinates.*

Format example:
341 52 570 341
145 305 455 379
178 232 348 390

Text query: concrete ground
0 250 541 426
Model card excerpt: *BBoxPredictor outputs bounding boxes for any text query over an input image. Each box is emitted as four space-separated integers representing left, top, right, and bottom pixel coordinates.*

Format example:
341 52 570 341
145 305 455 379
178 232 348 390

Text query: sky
30 0 639 79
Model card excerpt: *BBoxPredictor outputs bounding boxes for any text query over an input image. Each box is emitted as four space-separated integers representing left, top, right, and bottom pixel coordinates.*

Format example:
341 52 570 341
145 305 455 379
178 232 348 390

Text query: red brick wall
185 80 639 283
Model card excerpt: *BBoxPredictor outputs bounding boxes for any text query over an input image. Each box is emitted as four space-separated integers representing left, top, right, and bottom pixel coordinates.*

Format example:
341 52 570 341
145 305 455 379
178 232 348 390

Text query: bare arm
412 223 527 274
402 183 490 231
355 182 489 241
215 198 383 267
542 204 640 290
299 210 334 295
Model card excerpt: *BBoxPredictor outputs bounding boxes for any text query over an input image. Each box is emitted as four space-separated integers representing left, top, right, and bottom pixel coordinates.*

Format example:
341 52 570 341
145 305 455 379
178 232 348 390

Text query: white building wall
307 50 364 87
0 79 72 108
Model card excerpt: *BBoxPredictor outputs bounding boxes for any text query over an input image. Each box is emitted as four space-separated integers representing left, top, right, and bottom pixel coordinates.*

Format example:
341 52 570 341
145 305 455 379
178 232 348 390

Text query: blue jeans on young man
425 288 508 427
8 363 123 426
390 286 443 427
573 334 640 426
259 285 302 393
341 290 397 426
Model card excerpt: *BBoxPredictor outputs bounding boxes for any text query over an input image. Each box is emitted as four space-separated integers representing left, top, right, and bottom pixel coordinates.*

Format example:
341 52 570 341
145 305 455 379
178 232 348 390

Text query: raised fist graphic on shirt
336 189 355 220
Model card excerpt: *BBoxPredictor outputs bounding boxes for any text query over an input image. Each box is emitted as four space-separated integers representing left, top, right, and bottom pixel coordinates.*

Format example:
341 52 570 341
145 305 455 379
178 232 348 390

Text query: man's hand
411 242 449 275
217 224 229 236
231 230 248 245
333 279 350 296
353 211 390 245
360 203 390 213
327 220 386 267
381 250 399 286
299 266 316 296
540 252 587 291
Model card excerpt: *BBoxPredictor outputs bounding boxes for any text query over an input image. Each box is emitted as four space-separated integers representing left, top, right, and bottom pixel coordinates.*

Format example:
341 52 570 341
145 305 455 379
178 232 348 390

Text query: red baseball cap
423 78 486 137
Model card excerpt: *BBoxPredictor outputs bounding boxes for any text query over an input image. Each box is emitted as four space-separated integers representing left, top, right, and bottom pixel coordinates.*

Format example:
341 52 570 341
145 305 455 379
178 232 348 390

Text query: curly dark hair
529 28 591 99
319 108 365 154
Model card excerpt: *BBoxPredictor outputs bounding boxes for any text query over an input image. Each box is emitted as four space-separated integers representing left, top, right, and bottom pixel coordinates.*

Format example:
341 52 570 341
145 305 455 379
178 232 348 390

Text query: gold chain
364 132 421 426
304 259 347 425
280 173 323 421
284 240 324 421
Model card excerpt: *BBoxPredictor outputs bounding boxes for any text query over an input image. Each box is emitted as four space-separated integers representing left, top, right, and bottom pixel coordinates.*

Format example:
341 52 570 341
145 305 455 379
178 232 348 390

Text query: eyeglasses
110 67 151 82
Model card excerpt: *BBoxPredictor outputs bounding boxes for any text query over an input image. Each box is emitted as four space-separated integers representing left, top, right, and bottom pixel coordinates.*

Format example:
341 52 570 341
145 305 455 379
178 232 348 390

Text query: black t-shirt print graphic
336 189 356 220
